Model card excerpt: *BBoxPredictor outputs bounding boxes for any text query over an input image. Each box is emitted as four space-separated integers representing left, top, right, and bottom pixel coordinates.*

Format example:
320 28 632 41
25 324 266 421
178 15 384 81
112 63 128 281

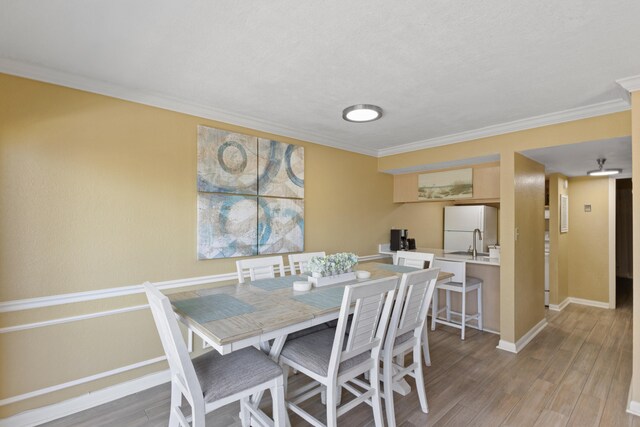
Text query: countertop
378 245 500 266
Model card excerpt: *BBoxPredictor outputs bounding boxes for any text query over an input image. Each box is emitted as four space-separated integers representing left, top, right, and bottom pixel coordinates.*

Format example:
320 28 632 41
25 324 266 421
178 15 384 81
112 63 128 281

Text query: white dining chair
380 268 440 427
394 251 435 269
236 256 286 283
279 277 398 427
288 251 326 275
430 259 483 340
143 282 286 427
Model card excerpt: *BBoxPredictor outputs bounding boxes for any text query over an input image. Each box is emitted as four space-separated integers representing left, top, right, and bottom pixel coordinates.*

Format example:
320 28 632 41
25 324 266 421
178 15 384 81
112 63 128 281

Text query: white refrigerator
444 205 498 252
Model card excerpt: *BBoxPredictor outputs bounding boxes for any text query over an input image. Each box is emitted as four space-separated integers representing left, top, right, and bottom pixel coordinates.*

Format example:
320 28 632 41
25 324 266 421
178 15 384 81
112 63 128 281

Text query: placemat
376 264 421 273
293 286 346 310
249 275 308 291
173 293 255 324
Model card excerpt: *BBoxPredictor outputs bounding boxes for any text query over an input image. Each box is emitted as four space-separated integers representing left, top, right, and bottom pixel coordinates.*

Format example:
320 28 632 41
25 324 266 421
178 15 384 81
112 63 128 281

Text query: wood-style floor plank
40 282 636 427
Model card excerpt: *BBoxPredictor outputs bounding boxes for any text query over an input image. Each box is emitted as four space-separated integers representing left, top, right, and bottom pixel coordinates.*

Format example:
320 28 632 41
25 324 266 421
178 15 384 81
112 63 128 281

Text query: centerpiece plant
308 252 358 277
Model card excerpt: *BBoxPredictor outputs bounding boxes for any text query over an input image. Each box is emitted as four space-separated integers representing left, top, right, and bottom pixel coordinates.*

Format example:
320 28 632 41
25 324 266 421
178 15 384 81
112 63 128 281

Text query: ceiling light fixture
587 158 621 176
342 104 383 123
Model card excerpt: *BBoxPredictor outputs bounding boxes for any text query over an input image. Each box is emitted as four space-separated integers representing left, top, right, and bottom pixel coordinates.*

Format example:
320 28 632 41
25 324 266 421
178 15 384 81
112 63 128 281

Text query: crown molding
0 58 378 157
1 58 633 159
617 74 640 93
377 99 631 157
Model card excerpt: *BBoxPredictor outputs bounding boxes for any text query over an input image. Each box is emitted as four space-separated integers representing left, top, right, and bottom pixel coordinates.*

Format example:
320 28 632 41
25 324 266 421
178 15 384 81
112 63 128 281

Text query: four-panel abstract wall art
197 125 304 259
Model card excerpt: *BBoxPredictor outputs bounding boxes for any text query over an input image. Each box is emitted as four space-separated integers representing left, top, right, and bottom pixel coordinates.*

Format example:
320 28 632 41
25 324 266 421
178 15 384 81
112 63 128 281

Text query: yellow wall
0 73 396 416
548 174 569 305
388 201 454 249
514 153 546 339
566 177 612 303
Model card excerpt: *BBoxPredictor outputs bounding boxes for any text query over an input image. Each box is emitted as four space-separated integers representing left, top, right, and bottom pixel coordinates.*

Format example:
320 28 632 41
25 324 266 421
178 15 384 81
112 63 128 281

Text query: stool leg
477 284 483 331
461 291 466 340
446 290 451 322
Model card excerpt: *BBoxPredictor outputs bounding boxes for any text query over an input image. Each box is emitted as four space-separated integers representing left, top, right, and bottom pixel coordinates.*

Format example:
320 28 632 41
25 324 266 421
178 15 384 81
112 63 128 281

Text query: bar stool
430 259 482 340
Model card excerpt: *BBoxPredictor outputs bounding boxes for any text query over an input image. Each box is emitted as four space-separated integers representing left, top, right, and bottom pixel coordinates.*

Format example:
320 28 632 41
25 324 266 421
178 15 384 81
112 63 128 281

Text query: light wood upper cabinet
393 163 500 203
472 165 500 200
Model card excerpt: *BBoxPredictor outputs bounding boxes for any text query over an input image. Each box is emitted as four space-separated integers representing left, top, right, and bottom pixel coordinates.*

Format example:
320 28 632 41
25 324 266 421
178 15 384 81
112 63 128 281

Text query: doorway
616 178 633 309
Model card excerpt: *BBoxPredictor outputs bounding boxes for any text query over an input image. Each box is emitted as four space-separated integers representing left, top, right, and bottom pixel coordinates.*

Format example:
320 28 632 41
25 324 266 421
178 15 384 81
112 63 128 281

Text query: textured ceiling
522 137 632 179
0 1 638 156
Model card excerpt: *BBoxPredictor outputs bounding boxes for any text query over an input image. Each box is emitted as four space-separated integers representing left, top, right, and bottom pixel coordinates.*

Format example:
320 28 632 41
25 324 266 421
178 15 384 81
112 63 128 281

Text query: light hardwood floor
42 285 635 427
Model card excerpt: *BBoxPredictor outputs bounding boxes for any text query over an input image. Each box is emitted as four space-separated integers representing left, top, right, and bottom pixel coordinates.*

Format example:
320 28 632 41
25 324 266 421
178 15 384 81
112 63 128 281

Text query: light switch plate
584 204 591 212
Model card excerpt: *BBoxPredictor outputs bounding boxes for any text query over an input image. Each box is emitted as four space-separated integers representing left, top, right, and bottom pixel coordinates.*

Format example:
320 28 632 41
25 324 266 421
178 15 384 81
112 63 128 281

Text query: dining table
168 262 451 362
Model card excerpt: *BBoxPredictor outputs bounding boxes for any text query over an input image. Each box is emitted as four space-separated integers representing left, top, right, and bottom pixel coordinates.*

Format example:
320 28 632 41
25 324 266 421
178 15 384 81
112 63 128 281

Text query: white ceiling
522 137 632 179
0 1 638 158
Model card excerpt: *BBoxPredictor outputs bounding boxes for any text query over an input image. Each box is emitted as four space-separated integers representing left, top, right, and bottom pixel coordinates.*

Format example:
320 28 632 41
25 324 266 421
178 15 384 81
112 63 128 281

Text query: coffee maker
390 229 409 251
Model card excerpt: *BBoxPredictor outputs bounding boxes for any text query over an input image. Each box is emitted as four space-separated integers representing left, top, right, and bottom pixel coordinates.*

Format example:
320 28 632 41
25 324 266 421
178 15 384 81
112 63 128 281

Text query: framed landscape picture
418 168 473 200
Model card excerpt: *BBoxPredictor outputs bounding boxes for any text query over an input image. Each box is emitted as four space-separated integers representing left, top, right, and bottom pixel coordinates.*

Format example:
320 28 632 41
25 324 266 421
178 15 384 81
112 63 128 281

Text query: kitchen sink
448 251 490 256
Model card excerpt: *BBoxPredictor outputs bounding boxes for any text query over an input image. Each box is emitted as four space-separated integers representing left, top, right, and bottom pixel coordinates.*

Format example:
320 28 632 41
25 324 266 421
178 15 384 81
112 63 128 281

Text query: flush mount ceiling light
587 158 622 176
342 104 383 123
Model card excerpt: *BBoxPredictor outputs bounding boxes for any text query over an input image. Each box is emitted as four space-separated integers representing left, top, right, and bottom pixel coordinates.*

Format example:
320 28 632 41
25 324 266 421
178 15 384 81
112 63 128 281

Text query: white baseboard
0 370 170 427
627 380 640 417
568 297 610 309
548 297 609 312
548 298 570 312
496 340 517 353
496 318 548 354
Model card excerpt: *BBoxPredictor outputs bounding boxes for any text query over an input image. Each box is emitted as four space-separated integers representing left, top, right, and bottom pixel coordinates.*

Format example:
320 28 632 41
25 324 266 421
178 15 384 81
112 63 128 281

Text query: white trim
496 340 517 353
627 380 640 417
0 58 378 157
627 400 640 417
0 304 149 334
548 297 570 312
0 356 166 407
496 318 548 354
568 297 610 309
0 272 237 313
377 100 630 157
0 254 381 314
617 74 640 93
0 369 170 427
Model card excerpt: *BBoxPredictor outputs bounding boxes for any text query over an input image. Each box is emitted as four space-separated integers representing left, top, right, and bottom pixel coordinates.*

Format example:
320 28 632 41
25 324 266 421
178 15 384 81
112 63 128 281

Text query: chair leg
239 396 251 427
422 327 431 366
168 381 181 427
413 345 429 413
477 285 483 331
446 290 451 322
461 292 466 340
383 358 397 427
272 381 286 427
326 382 338 427
431 289 438 331
370 366 385 427
280 363 290 399
191 399 206 427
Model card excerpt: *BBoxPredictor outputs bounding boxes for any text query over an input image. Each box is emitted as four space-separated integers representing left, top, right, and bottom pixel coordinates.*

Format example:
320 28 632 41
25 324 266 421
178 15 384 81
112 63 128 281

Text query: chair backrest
143 282 203 406
395 251 435 269
383 268 440 355
432 259 466 286
327 277 398 378
236 256 286 283
288 251 326 275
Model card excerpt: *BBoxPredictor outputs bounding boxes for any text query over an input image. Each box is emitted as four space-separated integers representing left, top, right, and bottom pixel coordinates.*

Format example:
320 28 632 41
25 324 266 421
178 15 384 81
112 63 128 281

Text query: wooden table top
167 262 452 353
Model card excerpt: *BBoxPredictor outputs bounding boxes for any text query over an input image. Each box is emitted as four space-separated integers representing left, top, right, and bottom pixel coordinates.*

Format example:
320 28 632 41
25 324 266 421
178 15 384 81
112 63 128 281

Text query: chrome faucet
472 228 483 258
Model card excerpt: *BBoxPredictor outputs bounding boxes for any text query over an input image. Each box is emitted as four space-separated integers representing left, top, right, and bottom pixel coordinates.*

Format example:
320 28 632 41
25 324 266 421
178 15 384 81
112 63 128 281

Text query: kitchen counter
378 245 500 266
377 243 501 333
